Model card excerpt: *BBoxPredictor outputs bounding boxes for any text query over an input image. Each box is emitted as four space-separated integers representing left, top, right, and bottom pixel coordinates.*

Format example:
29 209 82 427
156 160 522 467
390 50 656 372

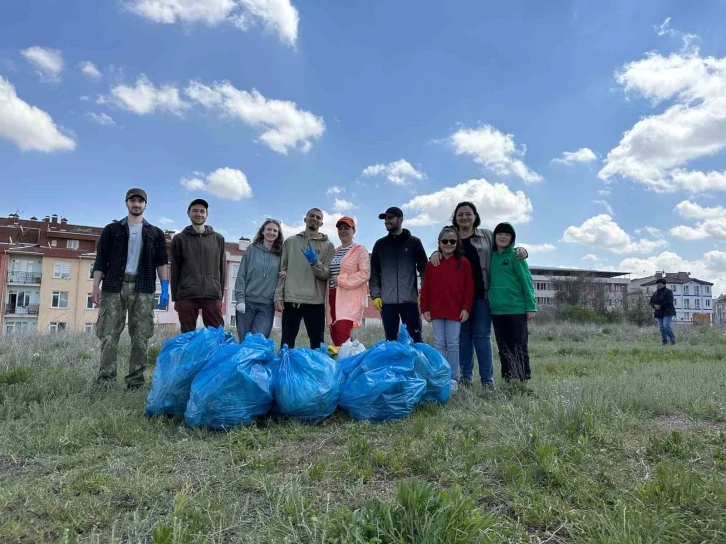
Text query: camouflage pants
96 282 155 387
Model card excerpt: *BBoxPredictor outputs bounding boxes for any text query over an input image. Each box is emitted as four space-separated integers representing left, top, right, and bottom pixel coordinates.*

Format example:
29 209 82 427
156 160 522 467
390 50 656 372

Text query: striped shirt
330 245 354 287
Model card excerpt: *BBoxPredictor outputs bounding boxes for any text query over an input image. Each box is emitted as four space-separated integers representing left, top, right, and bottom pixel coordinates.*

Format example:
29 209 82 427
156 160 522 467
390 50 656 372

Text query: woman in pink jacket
327 216 371 347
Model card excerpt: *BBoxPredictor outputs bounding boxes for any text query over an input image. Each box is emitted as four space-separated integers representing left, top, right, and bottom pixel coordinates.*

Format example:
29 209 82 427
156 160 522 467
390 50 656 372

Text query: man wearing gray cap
92 188 169 389
170 198 226 333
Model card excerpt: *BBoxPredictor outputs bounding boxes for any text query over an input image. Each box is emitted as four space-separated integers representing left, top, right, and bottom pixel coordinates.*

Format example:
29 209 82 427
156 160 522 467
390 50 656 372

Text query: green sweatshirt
274 231 335 305
488 223 537 315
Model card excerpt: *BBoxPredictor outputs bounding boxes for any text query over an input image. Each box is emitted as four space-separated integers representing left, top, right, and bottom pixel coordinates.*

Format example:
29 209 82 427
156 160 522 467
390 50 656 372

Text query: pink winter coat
326 243 371 328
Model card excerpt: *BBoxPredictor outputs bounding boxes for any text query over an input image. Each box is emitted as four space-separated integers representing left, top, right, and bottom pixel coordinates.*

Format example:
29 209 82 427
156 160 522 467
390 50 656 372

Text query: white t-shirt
125 222 143 274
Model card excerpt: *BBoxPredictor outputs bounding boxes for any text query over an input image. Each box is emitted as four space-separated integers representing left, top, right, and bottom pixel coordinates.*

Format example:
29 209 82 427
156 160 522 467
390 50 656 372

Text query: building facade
529 266 631 310
714 294 726 324
630 272 714 323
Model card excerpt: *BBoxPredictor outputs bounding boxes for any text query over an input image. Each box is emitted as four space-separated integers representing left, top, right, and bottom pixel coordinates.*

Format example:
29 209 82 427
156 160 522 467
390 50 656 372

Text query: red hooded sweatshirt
419 256 474 321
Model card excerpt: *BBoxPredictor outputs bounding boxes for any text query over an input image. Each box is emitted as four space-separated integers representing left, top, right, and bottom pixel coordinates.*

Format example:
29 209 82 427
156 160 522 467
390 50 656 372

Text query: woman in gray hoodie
234 219 283 341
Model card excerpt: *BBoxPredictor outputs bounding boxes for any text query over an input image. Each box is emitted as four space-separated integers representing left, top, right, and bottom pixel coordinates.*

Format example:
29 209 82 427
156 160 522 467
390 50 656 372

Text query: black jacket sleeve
414 238 428 289
93 225 112 275
370 241 382 299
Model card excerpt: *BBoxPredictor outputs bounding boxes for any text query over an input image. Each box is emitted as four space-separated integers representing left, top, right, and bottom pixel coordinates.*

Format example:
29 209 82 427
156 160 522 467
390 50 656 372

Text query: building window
684 299 690 308
695 299 700 308
86 293 94 309
67 240 79 249
706 299 711 307
53 261 71 279
671 285 677 292
51 291 69 308
535 282 549 290
49 322 67 333
684 286 689 295
695 286 700 295
536 296 551 305
51 240 57 247
88 263 95 280
673 297 679 306
84 322 95 333
705 286 710 294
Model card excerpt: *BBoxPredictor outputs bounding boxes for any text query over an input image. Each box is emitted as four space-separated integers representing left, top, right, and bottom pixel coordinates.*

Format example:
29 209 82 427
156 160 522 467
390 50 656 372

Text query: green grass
1 323 725 542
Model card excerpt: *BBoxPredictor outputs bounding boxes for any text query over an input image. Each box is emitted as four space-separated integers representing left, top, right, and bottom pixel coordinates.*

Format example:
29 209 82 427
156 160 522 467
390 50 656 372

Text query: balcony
7 271 42 284
4 304 40 316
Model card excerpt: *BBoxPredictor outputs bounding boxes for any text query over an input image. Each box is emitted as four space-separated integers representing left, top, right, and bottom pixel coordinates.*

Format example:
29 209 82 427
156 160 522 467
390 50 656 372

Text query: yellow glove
373 298 383 312
328 345 339 357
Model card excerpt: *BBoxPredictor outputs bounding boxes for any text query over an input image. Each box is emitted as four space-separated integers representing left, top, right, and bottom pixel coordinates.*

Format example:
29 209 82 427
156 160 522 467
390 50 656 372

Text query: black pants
491 314 530 381
281 303 325 349
381 303 423 343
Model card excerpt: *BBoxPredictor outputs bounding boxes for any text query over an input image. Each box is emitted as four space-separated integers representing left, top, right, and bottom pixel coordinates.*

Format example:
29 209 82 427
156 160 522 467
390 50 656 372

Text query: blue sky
2 1 726 292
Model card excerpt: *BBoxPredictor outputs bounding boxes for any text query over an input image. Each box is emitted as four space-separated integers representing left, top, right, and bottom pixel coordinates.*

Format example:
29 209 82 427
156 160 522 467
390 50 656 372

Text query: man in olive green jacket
274 208 335 348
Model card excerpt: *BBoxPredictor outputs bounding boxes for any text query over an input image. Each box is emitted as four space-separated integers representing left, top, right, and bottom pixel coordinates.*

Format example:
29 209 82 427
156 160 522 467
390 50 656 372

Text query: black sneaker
460 378 473 387
126 383 145 391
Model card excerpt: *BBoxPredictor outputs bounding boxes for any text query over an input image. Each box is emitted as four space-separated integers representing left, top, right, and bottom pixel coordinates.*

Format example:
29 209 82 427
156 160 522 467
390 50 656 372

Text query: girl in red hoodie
420 226 474 391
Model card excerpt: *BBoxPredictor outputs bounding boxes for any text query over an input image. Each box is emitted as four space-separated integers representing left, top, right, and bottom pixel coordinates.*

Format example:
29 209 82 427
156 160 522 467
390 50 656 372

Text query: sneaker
450 379 458 391
459 378 473 387
482 382 496 391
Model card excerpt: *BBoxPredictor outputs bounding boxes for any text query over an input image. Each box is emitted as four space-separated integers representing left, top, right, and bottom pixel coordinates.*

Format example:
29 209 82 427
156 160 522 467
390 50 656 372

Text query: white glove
236 302 246 314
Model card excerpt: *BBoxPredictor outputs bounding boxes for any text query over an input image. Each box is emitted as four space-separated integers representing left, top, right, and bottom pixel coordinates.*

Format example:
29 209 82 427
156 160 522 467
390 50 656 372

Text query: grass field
1 322 726 543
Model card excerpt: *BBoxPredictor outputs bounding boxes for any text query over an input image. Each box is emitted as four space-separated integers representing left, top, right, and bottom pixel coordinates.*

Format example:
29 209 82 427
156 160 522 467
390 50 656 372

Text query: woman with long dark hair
234 219 284 340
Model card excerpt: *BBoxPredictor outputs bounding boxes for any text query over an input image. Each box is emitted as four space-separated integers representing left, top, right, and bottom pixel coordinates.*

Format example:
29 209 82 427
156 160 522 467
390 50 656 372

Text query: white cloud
127 0 299 45
401 178 533 227
326 186 343 195
78 61 102 80
599 49 726 193
158 216 175 225
562 214 667 254
0 76 76 152
635 226 663 237
86 112 116 126
552 147 597 165
21 46 64 82
105 75 189 115
181 167 252 200
620 250 726 295
278 209 353 239
332 198 355 213
520 243 556 253
449 124 542 183
593 200 614 215
185 81 324 154
361 159 425 185
655 17 674 37
670 200 726 240
582 253 601 263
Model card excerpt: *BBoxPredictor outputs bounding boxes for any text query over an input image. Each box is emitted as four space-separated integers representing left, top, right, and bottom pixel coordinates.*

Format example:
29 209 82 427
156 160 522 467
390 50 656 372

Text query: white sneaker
450 379 458 391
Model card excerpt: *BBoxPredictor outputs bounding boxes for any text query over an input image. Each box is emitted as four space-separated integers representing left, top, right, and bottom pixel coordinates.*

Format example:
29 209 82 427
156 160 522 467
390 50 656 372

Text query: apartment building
630 271 714 322
714 294 726 324
529 266 630 309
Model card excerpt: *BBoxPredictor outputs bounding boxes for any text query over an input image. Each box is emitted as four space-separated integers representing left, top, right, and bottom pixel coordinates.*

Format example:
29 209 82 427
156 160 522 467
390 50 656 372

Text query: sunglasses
440 239 457 245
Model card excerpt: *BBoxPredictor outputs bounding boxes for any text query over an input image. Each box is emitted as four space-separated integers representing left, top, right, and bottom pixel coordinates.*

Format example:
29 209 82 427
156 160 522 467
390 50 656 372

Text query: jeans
381 303 423 343
459 298 493 384
236 301 275 341
280 303 325 349
656 316 676 344
433 319 461 380
492 314 531 382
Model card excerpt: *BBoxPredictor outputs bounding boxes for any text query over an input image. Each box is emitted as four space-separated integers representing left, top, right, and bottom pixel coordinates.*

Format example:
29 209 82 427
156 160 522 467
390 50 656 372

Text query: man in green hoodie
274 208 335 348
488 222 536 382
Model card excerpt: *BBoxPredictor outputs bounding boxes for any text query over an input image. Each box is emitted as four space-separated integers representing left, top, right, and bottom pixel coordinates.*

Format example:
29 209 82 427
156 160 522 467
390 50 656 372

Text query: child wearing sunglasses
419 226 473 391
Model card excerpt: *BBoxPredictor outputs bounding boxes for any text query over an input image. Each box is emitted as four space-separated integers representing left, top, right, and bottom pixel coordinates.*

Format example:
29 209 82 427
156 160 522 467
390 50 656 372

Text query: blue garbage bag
398 325 452 405
339 340 427 422
271 346 342 422
146 326 235 417
184 334 276 429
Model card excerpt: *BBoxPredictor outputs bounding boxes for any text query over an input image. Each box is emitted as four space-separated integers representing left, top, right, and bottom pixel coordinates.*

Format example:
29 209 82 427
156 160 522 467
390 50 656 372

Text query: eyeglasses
440 239 457 245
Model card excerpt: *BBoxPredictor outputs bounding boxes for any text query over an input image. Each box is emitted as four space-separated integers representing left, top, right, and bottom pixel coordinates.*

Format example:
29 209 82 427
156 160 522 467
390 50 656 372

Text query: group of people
91 188 538 392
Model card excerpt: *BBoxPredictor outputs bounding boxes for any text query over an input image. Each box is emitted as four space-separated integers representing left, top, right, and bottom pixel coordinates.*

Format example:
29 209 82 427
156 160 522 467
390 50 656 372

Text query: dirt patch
0 458 29 477
654 415 726 433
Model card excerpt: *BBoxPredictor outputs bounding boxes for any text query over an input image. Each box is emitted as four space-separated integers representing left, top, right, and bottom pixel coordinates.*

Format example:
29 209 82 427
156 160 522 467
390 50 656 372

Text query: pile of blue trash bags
145 325 451 430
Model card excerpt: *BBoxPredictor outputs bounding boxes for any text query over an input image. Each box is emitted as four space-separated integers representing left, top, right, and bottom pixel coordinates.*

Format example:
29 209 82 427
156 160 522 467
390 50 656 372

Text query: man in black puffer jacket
649 278 676 345
370 207 428 342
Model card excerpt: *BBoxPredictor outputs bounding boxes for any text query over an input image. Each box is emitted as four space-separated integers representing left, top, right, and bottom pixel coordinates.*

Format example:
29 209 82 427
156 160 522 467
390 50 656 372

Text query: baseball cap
336 216 355 228
125 188 148 202
187 198 209 211
378 206 403 220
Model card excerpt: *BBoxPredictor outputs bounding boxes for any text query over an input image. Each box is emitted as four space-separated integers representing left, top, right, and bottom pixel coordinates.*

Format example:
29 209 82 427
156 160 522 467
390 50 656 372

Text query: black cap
656 278 667 285
187 198 209 212
378 206 403 220
125 188 147 202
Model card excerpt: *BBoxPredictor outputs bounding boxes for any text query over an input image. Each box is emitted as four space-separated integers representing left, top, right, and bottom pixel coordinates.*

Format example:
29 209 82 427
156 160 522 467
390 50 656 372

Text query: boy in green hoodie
488 223 536 382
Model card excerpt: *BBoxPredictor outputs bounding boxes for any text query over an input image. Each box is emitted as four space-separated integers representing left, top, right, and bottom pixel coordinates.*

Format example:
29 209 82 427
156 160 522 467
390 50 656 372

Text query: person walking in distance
419 226 473 391
370 206 428 343
235 219 284 340
488 223 536 383
650 278 676 345
274 208 335 348
170 199 226 333
326 216 371 350
92 188 169 389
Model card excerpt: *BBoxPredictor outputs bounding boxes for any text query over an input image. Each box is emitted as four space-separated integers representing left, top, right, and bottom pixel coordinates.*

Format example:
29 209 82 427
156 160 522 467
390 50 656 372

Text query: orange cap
336 216 355 228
